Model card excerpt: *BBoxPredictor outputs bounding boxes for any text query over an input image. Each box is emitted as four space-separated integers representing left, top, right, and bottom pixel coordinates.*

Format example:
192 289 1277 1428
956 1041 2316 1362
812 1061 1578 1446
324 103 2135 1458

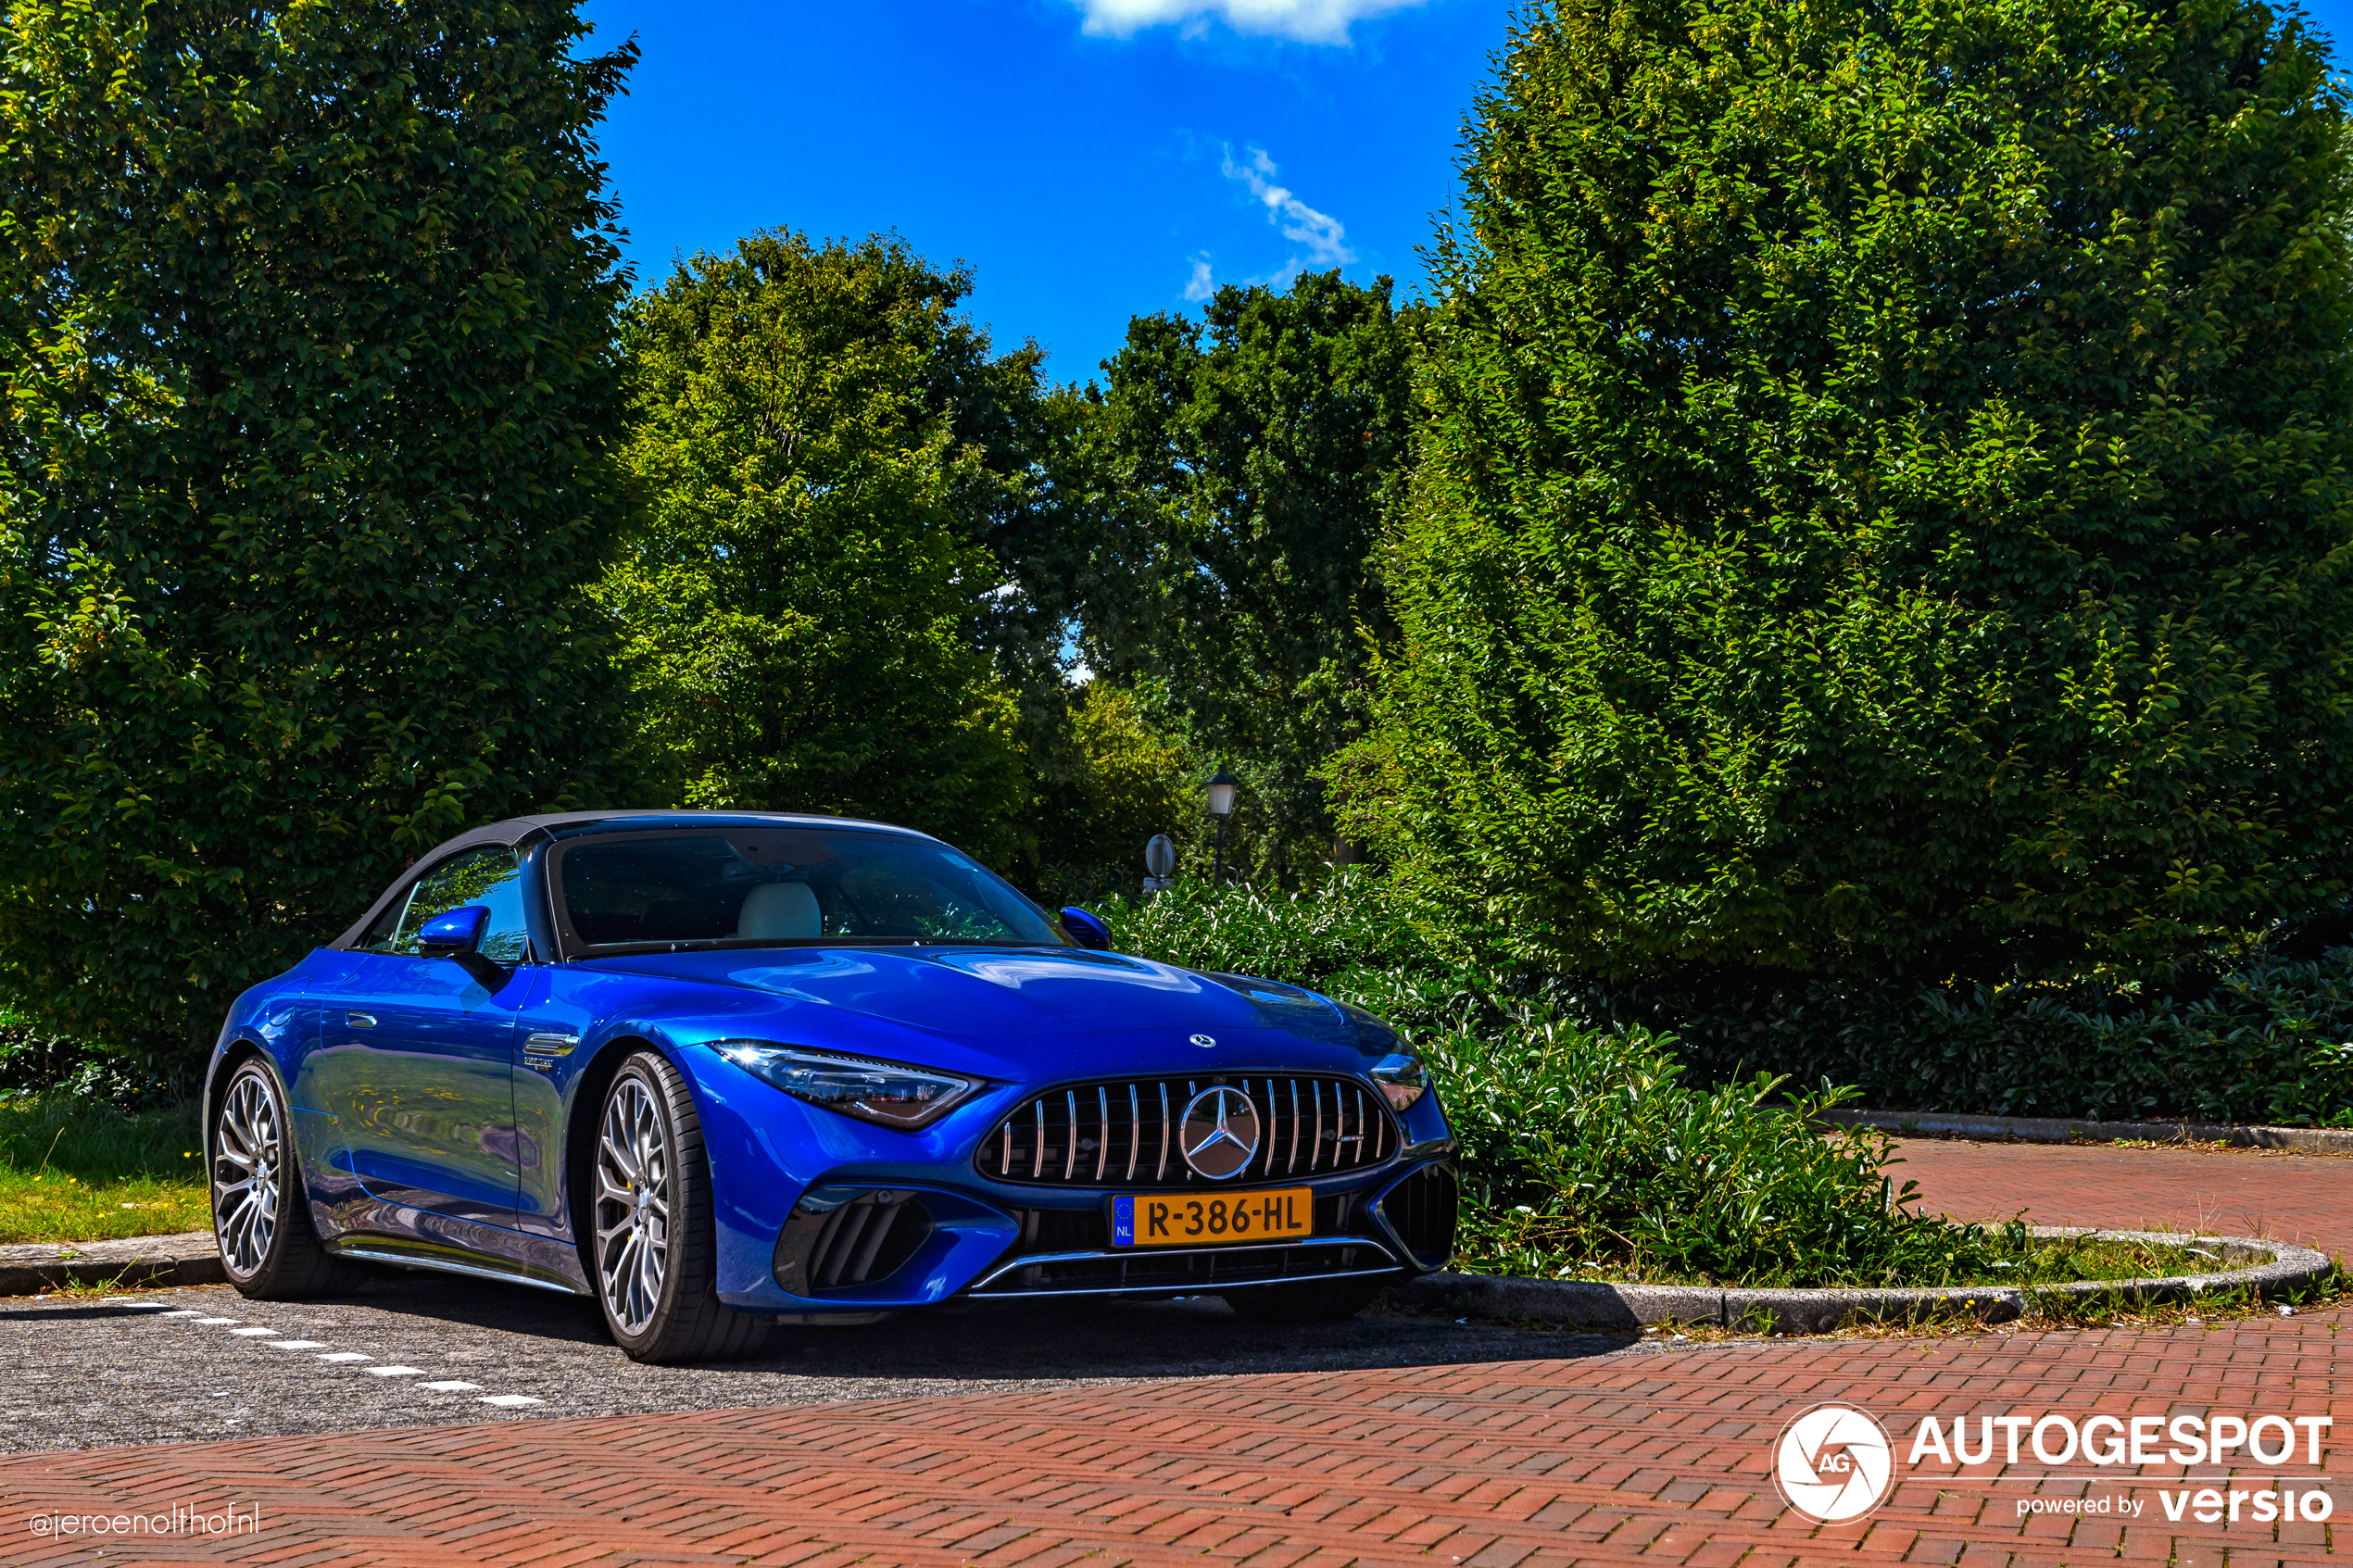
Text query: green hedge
1594 962 2353 1129
1102 872 2353 1128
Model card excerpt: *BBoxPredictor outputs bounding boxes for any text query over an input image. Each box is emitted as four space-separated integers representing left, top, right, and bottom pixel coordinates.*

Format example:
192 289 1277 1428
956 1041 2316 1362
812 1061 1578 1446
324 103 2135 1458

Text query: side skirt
325 1234 589 1298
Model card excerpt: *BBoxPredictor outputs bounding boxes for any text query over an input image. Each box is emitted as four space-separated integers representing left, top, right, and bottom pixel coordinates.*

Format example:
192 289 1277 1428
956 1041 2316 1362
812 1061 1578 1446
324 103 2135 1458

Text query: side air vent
1380 1162 1457 1269
772 1188 935 1296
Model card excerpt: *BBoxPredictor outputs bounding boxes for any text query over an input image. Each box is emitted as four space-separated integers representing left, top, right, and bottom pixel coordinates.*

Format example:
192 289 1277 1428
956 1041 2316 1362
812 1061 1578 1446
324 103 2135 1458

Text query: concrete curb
0 1230 223 1296
1821 1107 2353 1153
1388 1225 2335 1334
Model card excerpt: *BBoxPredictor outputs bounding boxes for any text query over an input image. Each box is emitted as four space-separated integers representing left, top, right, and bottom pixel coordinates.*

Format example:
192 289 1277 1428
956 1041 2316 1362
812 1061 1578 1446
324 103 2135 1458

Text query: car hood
574 945 1360 1051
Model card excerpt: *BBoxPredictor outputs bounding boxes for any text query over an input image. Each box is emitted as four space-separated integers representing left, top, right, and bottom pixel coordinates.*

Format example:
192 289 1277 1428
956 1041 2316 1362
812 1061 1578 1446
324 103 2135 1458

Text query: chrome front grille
975 1074 1395 1187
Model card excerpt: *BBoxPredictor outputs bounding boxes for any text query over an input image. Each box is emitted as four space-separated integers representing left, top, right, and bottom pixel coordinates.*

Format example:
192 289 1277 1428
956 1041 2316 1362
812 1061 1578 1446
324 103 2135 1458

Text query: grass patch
0 1094 207 1245
2000 1231 2233 1286
1607 1268 2348 1343
1468 1225 2234 1289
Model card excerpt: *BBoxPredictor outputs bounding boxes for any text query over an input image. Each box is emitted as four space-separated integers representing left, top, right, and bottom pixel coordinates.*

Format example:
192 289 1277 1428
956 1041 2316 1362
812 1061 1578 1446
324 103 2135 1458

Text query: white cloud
1177 147 1355 306
1069 0 1426 44
1222 144 1353 265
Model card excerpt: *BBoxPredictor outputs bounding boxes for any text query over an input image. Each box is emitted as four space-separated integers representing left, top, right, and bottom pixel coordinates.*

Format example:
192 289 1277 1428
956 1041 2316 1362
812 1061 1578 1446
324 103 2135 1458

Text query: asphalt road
0 1267 1649 1453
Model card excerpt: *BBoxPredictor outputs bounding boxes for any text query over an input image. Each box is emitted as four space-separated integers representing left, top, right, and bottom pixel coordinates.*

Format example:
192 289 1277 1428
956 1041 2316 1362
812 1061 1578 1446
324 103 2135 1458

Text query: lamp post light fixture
1204 764 1239 884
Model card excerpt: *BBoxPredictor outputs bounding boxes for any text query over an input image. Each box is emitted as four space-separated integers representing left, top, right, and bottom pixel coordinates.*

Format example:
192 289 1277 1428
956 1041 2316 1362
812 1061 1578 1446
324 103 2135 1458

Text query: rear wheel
1221 1277 1387 1324
212 1058 345 1298
592 1050 772 1363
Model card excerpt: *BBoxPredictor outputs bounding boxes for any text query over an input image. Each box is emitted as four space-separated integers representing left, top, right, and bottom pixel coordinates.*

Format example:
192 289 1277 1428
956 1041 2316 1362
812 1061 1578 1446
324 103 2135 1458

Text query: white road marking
136 1303 552 1411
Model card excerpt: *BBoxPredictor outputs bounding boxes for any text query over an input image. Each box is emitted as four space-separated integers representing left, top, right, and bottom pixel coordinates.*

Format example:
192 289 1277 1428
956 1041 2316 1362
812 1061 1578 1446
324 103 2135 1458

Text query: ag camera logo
1774 1403 1895 1524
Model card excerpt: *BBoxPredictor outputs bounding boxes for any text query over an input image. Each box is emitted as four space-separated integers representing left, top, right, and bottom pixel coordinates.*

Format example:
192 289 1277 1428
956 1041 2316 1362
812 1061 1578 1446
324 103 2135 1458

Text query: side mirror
417 906 510 990
1058 907 1112 950
417 906 490 958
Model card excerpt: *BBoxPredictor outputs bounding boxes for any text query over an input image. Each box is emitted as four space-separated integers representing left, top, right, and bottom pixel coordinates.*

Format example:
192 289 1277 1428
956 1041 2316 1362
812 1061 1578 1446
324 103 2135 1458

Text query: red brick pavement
3 1144 2347 1568
1887 1138 2353 1258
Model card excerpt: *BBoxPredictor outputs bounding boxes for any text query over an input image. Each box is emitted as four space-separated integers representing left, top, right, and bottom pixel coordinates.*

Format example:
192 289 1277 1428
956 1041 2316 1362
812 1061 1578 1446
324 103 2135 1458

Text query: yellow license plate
1112 1186 1313 1248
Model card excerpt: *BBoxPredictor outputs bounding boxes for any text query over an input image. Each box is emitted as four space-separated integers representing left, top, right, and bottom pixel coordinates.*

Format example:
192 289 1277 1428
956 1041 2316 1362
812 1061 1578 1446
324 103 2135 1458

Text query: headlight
714 1041 984 1131
1368 1053 1426 1111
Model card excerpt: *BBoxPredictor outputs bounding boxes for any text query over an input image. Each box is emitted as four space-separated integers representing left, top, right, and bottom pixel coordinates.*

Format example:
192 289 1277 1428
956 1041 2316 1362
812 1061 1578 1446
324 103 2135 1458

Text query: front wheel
1221 1277 1388 1324
591 1050 771 1363
212 1058 344 1298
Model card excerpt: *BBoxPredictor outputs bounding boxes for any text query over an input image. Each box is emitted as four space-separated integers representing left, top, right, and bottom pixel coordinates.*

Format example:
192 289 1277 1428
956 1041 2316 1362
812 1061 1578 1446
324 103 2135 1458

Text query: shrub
0 1007 173 1106
1423 1013 2004 1286
1341 0 2353 985
1110 874 2013 1286
1099 866 1529 1029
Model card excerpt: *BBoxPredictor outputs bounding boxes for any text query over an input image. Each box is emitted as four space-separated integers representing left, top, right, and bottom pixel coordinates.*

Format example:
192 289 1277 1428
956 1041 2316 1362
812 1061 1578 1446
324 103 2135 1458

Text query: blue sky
575 0 2353 388
573 0 1514 384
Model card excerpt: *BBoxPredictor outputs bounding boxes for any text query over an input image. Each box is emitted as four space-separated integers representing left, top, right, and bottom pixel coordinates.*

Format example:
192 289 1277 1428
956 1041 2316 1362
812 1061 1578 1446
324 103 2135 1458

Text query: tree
1085 271 1422 885
1341 0 2353 981
604 232 1033 855
1025 684 1196 900
0 0 635 1066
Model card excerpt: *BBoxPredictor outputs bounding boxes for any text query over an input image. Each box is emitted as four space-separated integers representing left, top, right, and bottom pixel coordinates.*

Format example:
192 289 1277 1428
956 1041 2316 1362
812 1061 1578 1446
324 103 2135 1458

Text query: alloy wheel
213 1073 283 1278
595 1076 673 1335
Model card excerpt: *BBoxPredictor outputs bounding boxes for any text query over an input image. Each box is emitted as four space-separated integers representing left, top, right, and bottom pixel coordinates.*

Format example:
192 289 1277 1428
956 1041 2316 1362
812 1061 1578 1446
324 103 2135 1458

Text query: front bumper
725 1160 1457 1316
686 1043 1459 1317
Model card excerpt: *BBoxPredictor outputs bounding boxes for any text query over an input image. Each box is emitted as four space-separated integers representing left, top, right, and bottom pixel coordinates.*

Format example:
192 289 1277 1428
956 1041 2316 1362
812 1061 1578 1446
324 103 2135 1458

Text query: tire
211 1057 346 1298
1221 1276 1387 1324
590 1050 772 1364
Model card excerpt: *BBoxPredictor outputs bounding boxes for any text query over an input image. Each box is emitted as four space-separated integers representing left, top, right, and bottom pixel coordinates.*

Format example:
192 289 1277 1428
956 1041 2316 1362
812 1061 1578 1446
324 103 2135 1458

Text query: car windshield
552 827 1071 951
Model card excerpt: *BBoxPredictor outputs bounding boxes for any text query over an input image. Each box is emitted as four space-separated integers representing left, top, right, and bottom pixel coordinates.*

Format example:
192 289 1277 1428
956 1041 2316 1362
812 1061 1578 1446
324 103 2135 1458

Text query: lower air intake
1380 1162 1457 1269
772 1188 935 1296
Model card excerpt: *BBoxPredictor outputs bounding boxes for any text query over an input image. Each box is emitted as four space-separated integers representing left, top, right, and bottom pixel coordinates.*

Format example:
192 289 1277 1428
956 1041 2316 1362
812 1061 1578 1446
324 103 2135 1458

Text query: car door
308 846 535 1227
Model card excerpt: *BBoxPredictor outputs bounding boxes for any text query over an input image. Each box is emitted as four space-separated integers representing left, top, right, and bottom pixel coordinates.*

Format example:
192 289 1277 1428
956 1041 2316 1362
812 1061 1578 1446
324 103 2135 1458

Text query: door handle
346 1012 377 1029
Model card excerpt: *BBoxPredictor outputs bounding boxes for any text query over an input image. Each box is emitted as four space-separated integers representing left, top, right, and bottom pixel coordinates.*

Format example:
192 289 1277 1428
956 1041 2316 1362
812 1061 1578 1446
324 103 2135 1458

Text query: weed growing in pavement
0 1094 206 1244
34 1267 146 1300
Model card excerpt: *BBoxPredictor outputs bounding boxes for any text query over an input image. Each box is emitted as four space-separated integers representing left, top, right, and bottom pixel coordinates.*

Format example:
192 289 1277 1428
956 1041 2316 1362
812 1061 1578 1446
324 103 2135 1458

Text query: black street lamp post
1204 765 1239 884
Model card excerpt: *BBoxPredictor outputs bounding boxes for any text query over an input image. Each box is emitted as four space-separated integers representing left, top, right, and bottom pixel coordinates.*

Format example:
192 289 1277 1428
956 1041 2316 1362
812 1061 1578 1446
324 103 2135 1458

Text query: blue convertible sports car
203 811 1458 1361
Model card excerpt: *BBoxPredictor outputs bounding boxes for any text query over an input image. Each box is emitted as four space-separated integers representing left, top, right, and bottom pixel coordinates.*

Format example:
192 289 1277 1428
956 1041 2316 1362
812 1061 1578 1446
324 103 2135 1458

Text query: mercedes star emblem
1189 1033 1217 1048
1178 1085 1261 1180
